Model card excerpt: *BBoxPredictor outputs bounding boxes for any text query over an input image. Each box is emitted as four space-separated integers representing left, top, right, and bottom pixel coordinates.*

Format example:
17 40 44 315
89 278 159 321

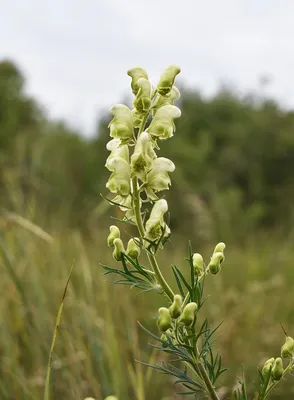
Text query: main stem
195 349 220 400
132 175 174 302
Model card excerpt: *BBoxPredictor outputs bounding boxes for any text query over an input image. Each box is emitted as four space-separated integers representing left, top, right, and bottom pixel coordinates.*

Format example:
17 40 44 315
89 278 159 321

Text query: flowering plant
101 65 294 399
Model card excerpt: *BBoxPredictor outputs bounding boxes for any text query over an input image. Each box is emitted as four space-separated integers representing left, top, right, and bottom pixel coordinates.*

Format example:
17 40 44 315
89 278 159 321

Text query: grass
1 216 294 399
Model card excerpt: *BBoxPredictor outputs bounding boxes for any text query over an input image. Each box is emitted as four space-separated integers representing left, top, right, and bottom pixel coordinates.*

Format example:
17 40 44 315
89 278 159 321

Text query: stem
132 175 174 302
195 348 220 400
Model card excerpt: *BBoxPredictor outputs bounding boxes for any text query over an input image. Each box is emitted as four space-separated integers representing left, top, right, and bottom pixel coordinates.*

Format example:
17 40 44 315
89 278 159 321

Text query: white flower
108 104 134 142
157 65 181 96
145 199 170 241
127 67 149 95
145 157 175 199
131 132 156 181
147 105 181 140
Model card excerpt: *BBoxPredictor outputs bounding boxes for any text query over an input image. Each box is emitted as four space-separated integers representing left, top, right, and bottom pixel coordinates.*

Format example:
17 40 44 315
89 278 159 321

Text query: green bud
157 307 172 332
104 397 118 400
262 357 275 376
157 65 181 96
112 238 125 261
126 238 140 259
179 302 198 327
213 242 226 254
208 252 224 275
107 225 120 247
160 333 169 348
133 78 152 113
84 398 96 400
271 357 283 381
281 336 294 358
127 67 149 95
169 294 182 319
192 253 204 275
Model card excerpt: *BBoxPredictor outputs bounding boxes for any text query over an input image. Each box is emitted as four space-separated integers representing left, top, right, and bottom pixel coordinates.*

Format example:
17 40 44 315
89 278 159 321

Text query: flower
131 132 156 181
108 104 134 142
133 78 152 113
106 157 131 196
145 199 170 241
145 157 175 200
157 65 181 96
152 86 180 115
127 67 149 95
147 105 181 140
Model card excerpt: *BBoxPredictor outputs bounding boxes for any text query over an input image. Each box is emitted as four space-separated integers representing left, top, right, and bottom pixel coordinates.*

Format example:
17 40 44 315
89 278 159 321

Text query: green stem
195 347 220 400
132 175 174 302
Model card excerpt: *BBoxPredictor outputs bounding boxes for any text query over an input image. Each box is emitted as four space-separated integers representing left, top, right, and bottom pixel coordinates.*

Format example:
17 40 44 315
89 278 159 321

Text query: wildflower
192 253 204 275
109 104 134 142
281 336 294 358
106 156 131 196
152 86 180 114
272 358 284 381
107 225 120 247
131 132 156 181
147 105 181 140
145 199 170 242
127 67 149 95
262 358 275 376
145 157 175 199
169 294 182 319
157 307 172 332
208 252 224 275
112 238 125 261
133 78 152 113
126 238 141 259
157 65 181 96
179 302 198 326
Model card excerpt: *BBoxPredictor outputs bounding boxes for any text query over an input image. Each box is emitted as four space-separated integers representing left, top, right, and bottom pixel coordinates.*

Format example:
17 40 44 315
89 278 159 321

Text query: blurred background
1 1 294 399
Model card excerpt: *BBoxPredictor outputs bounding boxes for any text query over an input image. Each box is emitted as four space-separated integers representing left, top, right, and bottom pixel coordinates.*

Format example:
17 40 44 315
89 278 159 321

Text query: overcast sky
2 0 294 135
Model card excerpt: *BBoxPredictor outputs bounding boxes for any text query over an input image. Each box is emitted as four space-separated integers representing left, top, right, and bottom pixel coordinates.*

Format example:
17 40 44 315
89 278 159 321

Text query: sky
1 0 294 135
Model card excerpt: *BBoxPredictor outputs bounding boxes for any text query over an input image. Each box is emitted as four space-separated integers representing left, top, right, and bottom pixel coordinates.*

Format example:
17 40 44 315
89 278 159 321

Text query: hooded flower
108 104 134 142
145 199 170 241
157 65 181 96
127 67 149 95
147 105 181 140
133 78 152 113
152 86 180 115
131 132 157 181
145 157 175 200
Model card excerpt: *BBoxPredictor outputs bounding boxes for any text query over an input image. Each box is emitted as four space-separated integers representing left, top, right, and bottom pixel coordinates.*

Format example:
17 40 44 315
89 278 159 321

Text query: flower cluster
105 65 181 254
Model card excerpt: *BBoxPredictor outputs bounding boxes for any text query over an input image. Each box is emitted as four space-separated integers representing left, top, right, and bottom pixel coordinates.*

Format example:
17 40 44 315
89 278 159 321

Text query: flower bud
262 357 275 376
179 302 198 326
160 333 169 348
127 67 148 95
281 336 294 358
213 242 226 254
208 252 224 275
147 105 181 140
192 253 204 275
84 398 96 400
169 294 182 319
152 86 180 114
126 238 140 259
145 199 170 241
133 78 152 113
108 104 134 142
112 238 125 261
107 225 120 247
104 397 118 400
157 307 172 332
271 357 283 381
157 65 181 96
